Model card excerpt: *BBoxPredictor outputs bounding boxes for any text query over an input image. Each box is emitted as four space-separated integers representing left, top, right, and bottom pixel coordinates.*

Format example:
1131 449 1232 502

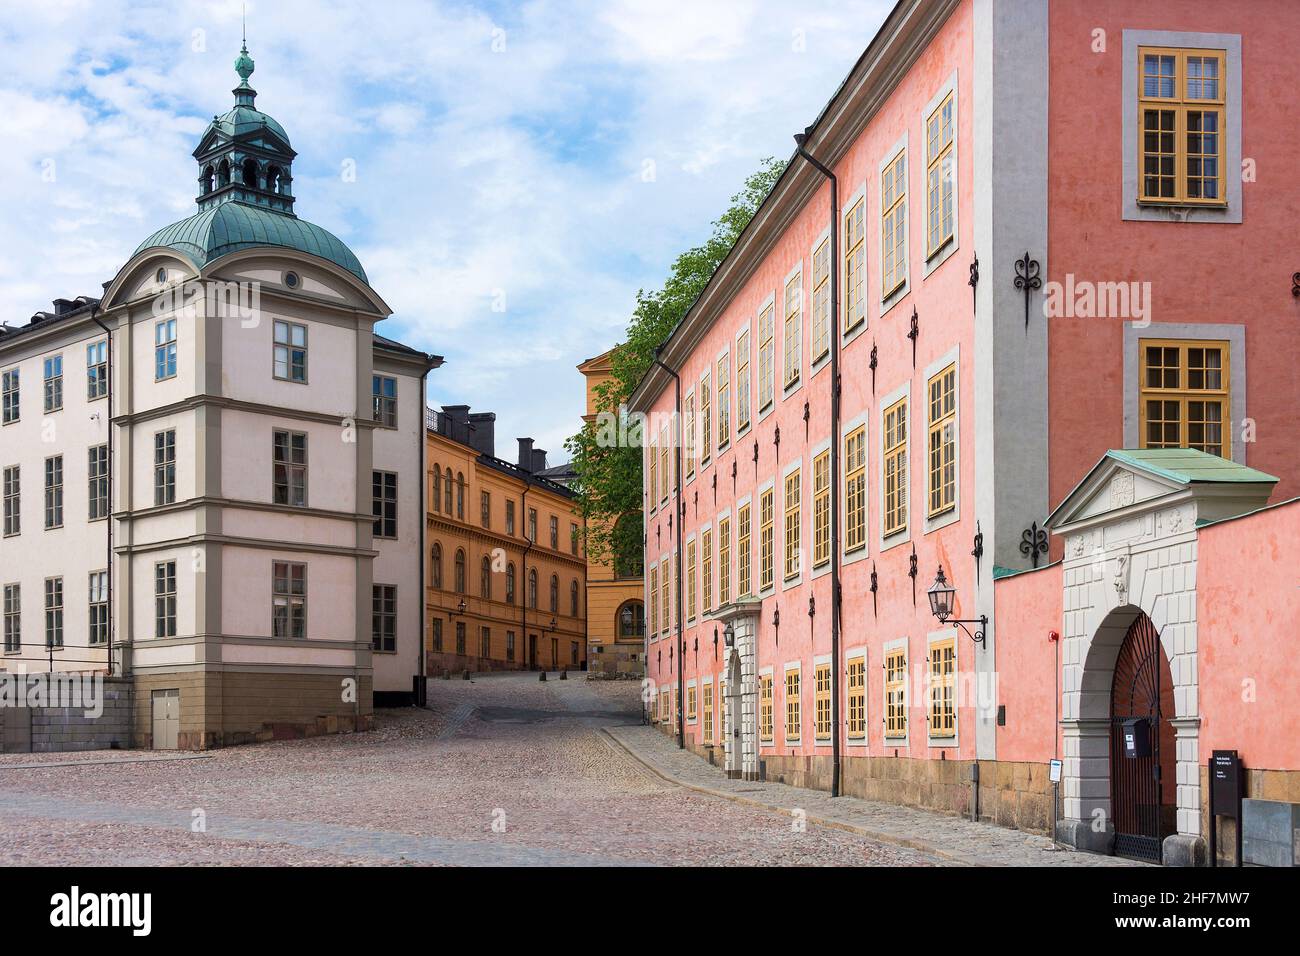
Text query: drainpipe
90 308 114 678
520 482 532 669
794 129 842 797
415 356 440 705
652 348 684 751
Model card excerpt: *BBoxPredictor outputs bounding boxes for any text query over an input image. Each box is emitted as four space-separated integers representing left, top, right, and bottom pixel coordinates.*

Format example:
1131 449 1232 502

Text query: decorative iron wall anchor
1293 271 1300 297
712 628 718 660
870 562 879 618
869 342 878 393
803 401 810 440
712 471 717 506
752 440 759 480
972 520 984 581
808 595 815 619
773 606 781 646
969 253 979 312
907 307 919 368
731 459 737 495
1020 521 1049 568
1013 251 1042 330
908 545 918 605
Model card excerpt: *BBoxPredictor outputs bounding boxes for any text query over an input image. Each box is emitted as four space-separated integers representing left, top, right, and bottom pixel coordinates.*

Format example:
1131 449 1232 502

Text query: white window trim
840 180 869 347
878 130 910 317
781 260 804 401
756 291 779 424
734 319 753 439
878 380 912 553
922 344 961 534
755 477 776 597
714 343 732 453
734 492 753 597
686 677 698 725
921 70 960 279
808 225 833 378
926 628 959 747
808 436 833 581
845 646 869 748
840 407 871 568
780 455 804 591
683 385 697 487
782 659 803 747
882 636 910 748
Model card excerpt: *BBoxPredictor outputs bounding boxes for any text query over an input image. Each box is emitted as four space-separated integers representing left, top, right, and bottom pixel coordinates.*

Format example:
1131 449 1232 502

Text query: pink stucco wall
1046 0 1300 543
992 564 1062 765
1196 500 1300 770
645 1 978 762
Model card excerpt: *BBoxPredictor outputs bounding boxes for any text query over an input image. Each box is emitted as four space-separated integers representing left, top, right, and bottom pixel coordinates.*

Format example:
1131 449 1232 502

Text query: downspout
651 349 684 751
520 482 532 669
415 356 439 704
91 308 114 678
794 130 842 797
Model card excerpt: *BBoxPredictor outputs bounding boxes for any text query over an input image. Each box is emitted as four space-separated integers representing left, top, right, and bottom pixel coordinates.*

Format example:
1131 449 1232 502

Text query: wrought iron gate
1109 614 1166 862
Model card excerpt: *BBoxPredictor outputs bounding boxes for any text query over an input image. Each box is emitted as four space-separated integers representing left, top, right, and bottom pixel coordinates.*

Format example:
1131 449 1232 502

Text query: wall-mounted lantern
927 565 987 645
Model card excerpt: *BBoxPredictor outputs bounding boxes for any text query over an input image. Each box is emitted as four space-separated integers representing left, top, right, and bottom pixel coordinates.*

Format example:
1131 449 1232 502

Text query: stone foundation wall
0 677 132 754
133 670 373 751
1199 765 1300 866
426 651 529 675
587 642 644 678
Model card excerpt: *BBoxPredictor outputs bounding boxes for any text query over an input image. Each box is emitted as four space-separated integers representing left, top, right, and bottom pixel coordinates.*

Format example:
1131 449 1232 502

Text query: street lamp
927 565 987 645
723 622 735 649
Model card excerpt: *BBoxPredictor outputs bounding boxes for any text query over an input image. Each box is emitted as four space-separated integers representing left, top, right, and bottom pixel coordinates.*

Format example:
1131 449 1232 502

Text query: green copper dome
207 104 291 146
134 201 368 283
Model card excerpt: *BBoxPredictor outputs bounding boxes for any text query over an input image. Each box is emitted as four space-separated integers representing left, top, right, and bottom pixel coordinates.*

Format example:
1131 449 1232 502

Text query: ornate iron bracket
869 342 878 394
712 471 717 506
808 595 815 620
1013 251 1042 330
731 459 737 496
907 307 919 368
908 545 918 606
972 520 984 582
773 424 781 454
752 439 759 481
773 606 780 646
870 562 878 618
1293 272 1300 297
712 628 718 660
803 400 810 440
1020 520 1049 568
969 252 979 312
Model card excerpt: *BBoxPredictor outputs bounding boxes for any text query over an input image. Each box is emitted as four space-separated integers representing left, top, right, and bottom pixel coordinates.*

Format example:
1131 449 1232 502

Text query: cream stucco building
0 43 438 748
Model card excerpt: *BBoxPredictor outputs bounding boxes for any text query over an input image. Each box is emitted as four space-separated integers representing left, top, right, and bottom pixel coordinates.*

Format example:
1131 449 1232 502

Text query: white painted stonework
1048 452 1275 859
716 599 760 780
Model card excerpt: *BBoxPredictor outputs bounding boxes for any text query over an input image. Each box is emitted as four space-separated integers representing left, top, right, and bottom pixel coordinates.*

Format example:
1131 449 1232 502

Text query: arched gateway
1046 449 1277 865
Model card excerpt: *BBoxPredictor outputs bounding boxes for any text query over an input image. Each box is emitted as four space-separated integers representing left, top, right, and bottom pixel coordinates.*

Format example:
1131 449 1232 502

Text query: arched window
549 574 559 614
454 549 466 594
444 468 454 514
456 473 465 519
267 165 283 194
527 569 538 609
617 601 646 640
506 563 516 605
242 158 259 190
480 556 491 600
201 166 214 194
431 543 442 589
570 580 580 618
217 159 231 187
431 468 441 513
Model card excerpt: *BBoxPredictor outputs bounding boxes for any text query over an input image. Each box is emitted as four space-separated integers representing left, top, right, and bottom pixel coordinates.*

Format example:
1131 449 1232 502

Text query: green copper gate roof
1105 449 1278 485
133 201 367 283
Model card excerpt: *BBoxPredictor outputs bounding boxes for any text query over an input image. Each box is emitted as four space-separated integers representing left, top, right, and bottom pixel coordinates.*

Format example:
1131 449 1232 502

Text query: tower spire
233 13 256 107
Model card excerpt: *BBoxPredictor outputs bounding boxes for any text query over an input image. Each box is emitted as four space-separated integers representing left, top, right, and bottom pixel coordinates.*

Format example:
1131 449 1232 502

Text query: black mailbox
1122 717 1151 758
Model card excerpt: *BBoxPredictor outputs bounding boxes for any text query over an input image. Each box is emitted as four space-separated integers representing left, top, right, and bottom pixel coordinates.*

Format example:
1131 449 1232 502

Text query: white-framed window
373 584 397 652
811 236 830 365
758 302 775 413
154 561 177 638
88 571 109 645
87 340 108 400
273 430 308 507
783 271 802 391
2 368 19 424
154 319 177 381
44 577 63 649
735 328 751 433
3 583 20 653
881 145 908 300
844 195 867 333
2 465 18 536
44 455 63 528
372 375 397 426
43 355 63 413
273 320 308 383
372 470 398 538
88 444 109 520
154 430 176 506
716 352 730 451
273 561 307 639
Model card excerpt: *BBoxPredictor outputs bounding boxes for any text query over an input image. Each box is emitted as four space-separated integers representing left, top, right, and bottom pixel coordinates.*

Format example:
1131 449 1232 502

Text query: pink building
628 0 1300 866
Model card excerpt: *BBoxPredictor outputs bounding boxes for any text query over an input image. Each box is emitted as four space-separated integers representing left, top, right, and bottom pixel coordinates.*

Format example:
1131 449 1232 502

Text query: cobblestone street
0 672 1144 866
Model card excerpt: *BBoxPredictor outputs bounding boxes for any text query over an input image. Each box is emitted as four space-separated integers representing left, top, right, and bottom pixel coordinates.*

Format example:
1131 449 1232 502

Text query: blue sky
0 0 893 457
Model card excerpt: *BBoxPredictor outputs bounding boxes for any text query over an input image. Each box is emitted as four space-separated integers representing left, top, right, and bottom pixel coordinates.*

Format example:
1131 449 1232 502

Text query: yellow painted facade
578 351 645 677
426 424 586 673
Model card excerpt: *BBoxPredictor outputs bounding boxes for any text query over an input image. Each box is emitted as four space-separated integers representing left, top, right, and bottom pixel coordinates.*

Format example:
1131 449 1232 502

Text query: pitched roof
1103 448 1278 485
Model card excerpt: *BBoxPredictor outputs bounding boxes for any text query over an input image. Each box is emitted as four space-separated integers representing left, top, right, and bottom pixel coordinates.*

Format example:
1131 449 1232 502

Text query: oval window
284 271 299 288
156 268 167 284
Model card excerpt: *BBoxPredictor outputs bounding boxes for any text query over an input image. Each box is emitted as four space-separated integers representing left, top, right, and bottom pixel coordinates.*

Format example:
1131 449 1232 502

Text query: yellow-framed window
844 197 866 331
701 528 712 613
847 657 866 739
659 428 669 503
885 648 907 738
758 304 775 412
717 680 726 744
759 674 773 742
926 364 956 518
882 148 907 297
737 502 751 598
648 565 658 635
925 91 955 256
716 353 730 450
686 539 697 621
759 488 774 591
783 468 801 581
718 517 731 606
699 371 712 464
845 425 866 552
660 557 670 634
647 443 657 512
1139 338 1230 457
1138 46 1226 204
814 662 832 741
928 638 956 738
784 668 801 743
811 238 830 364
783 273 802 390
703 683 713 740
736 329 751 432
812 451 830 568
687 684 697 721
684 392 696 479
883 397 908 536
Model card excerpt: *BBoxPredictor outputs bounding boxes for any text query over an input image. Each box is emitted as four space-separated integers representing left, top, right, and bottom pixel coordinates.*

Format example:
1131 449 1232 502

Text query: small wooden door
151 688 180 750
528 634 538 669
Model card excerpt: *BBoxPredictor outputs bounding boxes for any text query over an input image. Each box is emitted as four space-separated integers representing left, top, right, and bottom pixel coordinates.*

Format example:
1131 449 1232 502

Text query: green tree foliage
566 157 787 569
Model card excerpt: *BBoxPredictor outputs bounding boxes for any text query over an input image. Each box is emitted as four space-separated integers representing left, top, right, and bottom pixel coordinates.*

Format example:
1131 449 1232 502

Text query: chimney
531 448 548 473
468 412 496 458
441 405 472 445
517 438 534 471
52 298 78 316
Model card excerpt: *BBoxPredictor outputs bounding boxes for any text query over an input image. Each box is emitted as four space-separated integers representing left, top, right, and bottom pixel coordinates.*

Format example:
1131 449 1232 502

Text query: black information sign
1211 749 1241 818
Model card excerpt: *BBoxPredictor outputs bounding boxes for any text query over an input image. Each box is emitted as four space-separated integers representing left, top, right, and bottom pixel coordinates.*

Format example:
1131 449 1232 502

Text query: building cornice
628 0 960 412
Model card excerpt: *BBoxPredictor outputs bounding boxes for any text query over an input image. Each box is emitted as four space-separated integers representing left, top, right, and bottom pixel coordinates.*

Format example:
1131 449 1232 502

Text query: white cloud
0 0 893 458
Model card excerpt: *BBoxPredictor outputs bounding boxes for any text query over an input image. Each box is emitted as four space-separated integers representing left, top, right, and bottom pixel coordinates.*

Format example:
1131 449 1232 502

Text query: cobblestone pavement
0 672 933 866
605 724 1147 867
